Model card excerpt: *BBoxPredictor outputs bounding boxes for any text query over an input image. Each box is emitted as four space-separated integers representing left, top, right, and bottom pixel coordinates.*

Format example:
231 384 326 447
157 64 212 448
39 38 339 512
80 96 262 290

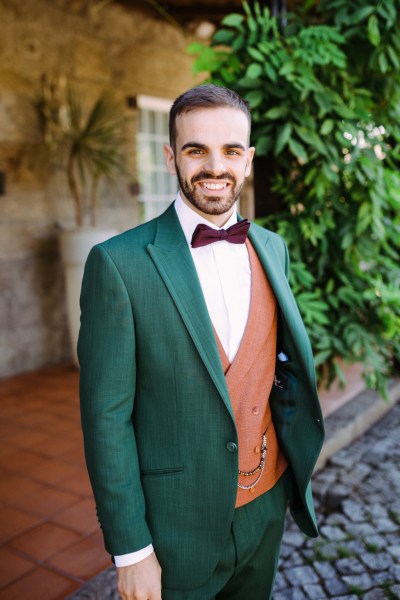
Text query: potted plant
38 75 129 363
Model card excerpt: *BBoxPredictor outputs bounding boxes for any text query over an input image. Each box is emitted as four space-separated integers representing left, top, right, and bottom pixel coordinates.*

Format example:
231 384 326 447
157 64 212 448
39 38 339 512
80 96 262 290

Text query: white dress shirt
114 193 252 567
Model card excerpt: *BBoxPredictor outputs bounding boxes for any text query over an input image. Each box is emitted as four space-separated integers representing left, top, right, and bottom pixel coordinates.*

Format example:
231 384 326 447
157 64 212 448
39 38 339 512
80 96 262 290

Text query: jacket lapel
147 204 233 420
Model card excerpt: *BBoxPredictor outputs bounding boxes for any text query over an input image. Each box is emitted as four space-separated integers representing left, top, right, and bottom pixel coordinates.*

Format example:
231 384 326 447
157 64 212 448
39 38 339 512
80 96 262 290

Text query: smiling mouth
199 182 229 191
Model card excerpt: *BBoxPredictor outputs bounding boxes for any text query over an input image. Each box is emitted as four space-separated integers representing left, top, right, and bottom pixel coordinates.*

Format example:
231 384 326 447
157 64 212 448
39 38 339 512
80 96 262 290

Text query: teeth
202 183 226 190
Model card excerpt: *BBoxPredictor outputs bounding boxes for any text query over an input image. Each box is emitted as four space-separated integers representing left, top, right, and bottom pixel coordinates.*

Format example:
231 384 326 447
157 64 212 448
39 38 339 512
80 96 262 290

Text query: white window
137 95 178 222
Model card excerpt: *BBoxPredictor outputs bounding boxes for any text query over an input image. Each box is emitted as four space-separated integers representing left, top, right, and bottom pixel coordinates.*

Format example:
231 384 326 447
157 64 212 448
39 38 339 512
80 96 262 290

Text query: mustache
191 171 235 184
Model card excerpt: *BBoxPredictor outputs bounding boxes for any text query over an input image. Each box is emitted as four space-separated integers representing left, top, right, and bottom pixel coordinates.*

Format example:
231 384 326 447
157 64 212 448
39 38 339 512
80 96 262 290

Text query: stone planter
60 228 118 365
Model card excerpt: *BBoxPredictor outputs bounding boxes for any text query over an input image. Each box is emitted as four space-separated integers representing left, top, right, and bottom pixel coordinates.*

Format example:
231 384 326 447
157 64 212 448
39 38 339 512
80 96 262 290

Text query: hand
117 552 162 600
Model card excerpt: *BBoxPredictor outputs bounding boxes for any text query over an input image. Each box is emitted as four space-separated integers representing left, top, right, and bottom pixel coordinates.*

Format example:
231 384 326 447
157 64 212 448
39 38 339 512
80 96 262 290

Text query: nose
204 152 226 176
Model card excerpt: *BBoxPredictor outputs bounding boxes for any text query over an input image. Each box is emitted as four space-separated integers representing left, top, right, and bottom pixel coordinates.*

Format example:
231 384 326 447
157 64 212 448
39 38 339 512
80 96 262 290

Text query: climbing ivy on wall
188 0 400 396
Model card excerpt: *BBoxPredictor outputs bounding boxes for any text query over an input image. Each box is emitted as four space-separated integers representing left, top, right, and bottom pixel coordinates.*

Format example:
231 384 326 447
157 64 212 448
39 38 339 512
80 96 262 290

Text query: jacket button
226 442 238 453
252 406 259 415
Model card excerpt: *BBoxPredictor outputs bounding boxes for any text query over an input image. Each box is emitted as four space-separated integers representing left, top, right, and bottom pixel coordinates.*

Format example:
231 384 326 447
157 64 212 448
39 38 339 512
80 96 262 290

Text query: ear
245 146 255 177
163 144 177 175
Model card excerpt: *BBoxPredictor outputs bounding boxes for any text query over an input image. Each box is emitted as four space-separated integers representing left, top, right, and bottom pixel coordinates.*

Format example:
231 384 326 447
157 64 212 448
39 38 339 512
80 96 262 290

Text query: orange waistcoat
214 240 288 508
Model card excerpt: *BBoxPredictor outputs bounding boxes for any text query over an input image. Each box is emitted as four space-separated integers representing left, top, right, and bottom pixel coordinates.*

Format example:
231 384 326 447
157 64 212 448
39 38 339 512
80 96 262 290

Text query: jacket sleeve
78 244 153 555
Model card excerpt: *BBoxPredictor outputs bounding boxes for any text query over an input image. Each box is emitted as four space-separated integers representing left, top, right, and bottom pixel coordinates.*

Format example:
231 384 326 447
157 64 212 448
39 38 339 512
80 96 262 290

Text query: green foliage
188 0 400 397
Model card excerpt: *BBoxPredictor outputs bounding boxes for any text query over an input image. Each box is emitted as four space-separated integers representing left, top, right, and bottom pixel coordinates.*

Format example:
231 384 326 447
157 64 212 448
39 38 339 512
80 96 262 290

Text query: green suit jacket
78 202 324 590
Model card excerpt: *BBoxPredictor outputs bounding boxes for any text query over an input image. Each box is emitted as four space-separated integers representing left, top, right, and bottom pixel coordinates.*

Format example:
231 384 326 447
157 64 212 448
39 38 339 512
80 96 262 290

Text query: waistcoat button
252 406 259 415
226 442 238 453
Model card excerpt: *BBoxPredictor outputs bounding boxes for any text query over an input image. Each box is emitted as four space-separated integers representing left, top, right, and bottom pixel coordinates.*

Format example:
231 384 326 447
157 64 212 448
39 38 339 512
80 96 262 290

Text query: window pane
138 100 177 221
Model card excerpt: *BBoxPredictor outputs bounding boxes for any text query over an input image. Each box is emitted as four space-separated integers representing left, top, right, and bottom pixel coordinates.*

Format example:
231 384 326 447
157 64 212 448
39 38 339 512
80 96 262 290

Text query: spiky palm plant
38 76 128 227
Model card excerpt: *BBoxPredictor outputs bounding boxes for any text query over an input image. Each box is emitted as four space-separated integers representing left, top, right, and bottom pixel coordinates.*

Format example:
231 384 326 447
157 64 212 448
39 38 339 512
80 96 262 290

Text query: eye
188 148 205 155
226 149 241 156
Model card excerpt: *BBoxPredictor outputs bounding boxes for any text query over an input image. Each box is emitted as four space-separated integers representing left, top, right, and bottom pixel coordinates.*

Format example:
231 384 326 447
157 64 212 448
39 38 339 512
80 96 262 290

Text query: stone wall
0 0 201 376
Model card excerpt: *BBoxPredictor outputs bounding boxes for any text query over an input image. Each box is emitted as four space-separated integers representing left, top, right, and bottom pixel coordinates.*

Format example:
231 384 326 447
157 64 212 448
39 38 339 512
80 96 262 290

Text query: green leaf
212 29 235 46
352 6 375 23
232 36 246 52
245 63 263 79
247 47 265 62
334 104 356 119
368 15 380 47
294 126 326 155
244 89 264 109
264 62 278 83
275 123 292 155
320 119 334 136
314 349 333 367
314 92 333 116
246 13 258 33
279 61 295 77
378 51 389 73
186 42 206 55
356 202 372 235
265 106 289 119
304 166 317 186
387 45 400 70
255 135 273 155
221 13 245 27
237 76 263 89
288 138 309 163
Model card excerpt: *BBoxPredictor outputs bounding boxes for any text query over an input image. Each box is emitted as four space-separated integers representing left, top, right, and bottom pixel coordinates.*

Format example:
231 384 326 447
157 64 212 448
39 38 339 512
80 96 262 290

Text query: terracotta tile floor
0 365 110 600
0 363 359 599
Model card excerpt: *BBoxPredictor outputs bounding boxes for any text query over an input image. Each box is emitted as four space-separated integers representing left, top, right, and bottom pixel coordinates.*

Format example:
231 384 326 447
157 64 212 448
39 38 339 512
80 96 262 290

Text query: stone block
320 525 347 542
342 499 366 523
342 573 374 591
360 552 393 571
283 566 319 587
375 518 398 534
323 577 349 596
364 534 388 551
335 557 364 576
303 583 326 599
313 561 337 580
325 484 349 509
284 531 307 548
273 588 307 600
388 545 400 561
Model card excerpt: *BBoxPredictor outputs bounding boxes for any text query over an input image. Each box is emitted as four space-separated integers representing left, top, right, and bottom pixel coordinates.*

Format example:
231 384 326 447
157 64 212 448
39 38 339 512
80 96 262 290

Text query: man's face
164 107 255 222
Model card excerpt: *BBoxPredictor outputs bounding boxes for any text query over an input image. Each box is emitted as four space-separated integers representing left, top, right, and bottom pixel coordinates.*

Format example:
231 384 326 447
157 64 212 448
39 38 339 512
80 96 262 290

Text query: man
78 84 324 600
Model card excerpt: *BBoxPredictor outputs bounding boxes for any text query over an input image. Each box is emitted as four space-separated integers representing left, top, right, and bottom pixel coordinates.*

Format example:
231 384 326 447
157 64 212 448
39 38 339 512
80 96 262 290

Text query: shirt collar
174 192 238 247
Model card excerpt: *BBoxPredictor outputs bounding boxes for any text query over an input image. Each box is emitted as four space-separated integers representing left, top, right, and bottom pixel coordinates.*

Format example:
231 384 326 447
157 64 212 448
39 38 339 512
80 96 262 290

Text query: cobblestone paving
273 402 400 600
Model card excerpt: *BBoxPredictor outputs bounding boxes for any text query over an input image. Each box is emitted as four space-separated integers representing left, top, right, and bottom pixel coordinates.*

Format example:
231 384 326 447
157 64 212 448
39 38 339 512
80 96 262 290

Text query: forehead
175 107 250 145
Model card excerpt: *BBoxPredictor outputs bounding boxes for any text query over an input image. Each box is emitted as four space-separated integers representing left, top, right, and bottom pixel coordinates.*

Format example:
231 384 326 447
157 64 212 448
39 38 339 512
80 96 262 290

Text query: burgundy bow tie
191 220 250 248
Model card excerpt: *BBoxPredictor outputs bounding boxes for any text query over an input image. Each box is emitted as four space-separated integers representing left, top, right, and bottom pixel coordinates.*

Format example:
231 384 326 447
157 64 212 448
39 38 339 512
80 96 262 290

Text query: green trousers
163 469 291 600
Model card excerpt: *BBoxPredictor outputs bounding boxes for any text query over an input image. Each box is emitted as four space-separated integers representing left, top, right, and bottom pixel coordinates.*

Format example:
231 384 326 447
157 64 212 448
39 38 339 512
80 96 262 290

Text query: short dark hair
169 84 251 151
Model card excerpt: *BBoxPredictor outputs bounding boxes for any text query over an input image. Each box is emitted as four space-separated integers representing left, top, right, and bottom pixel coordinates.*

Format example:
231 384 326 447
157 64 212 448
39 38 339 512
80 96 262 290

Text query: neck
180 193 235 227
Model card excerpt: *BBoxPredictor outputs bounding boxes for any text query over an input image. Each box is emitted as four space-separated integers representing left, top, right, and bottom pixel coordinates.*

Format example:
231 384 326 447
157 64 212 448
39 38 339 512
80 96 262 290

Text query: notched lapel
147 205 233 419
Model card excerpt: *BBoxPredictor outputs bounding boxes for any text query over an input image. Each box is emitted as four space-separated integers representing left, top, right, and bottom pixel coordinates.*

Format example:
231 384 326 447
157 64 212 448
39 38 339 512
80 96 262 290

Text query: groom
78 84 324 600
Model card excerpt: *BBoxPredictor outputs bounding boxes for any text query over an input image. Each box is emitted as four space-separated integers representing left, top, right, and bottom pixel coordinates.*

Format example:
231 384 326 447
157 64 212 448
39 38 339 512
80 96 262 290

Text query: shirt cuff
114 544 154 567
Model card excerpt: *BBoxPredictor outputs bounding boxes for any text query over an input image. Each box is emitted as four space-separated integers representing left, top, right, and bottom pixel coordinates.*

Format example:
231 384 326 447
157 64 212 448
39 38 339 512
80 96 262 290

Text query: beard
175 165 244 216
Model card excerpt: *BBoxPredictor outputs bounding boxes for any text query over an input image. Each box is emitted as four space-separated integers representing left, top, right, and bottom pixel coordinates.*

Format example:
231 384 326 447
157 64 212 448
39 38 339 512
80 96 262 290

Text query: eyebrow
180 141 247 152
